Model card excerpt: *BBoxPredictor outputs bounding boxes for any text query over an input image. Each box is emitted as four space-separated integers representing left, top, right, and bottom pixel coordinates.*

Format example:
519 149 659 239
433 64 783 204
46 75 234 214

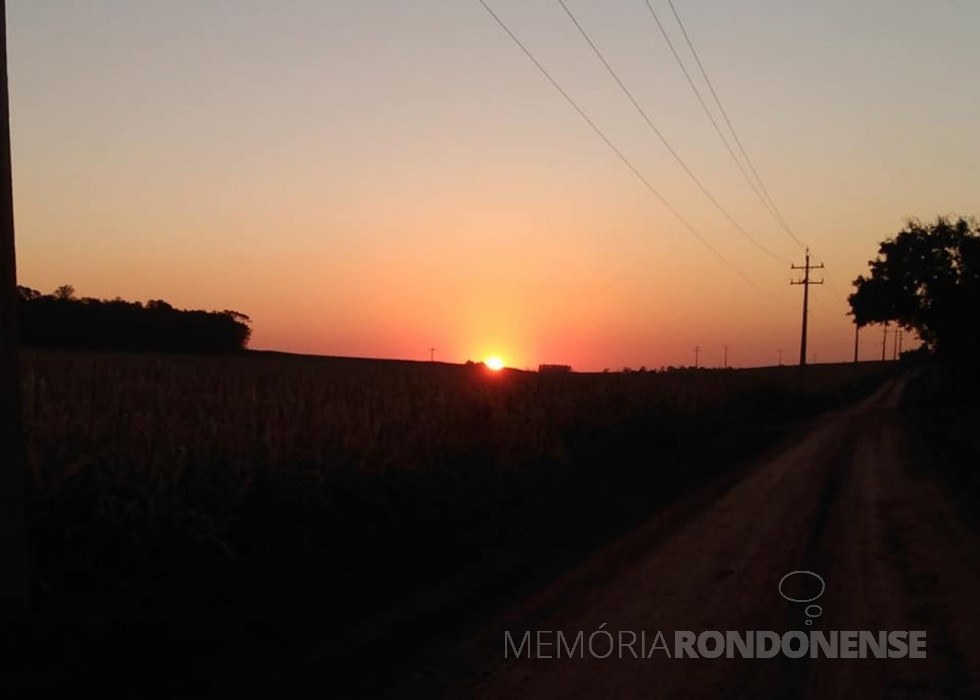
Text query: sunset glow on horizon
7 1 978 369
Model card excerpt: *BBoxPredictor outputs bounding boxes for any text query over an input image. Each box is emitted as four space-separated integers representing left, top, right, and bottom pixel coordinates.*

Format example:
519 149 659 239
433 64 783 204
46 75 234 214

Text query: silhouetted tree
16 286 251 353
849 216 980 369
53 284 75 300
16 285 38 300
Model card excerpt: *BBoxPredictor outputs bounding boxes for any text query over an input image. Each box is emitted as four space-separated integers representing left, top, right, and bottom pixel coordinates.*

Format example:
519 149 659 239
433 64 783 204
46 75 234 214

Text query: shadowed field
10 350 898 697
438 373 980 700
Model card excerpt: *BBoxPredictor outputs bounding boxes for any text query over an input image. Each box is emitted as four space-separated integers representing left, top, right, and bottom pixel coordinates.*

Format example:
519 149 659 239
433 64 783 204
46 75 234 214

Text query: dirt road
432 375 980 699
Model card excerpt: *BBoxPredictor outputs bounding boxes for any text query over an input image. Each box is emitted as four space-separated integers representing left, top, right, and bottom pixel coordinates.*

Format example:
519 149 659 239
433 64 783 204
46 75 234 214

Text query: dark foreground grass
902 364 980 527
5 351 898 698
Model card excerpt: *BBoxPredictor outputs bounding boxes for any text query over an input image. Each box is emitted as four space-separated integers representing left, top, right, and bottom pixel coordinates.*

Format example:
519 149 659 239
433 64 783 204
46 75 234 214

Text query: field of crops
15 349 898 695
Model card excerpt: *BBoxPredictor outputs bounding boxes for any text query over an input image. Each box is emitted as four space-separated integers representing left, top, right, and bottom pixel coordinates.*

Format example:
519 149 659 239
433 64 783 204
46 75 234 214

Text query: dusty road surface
422 376 980 699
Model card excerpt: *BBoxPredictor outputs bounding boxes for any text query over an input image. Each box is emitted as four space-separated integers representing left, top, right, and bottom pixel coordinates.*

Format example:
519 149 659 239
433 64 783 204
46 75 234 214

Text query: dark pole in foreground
881 323 888 362
0 0 30 624
791 248 824 367
853 323 860 363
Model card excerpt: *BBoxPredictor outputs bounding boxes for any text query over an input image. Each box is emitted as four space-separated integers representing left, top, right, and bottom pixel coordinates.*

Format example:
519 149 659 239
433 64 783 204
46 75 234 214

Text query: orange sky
7 1 977 369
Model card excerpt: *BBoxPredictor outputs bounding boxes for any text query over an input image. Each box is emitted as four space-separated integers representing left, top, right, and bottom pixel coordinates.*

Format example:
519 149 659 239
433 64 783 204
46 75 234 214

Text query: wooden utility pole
790 248 824 367
853 323 860 363
0 0 30 624
429 347 435 362
694 345 699 369
723 345 728 369
881 323 888 362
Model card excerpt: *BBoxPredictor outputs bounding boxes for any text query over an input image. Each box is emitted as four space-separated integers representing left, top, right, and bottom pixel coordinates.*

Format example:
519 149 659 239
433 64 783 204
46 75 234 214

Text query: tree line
16 285 251 353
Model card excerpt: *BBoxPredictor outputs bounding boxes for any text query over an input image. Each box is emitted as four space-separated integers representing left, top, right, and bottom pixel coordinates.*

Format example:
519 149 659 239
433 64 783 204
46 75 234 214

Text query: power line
806 267 855 329
642 0 789 240
665 0 807 251
819 270 853 305
660 0 861 338
558 0 788 265
790 248 824 366
476 0 765 293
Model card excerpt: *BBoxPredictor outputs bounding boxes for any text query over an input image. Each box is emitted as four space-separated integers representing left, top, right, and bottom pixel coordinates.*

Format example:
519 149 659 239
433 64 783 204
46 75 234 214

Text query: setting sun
7 3 980 696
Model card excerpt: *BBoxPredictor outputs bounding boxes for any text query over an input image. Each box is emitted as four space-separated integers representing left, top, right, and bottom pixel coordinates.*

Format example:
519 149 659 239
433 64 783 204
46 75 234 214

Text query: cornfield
21 349 894 572
15 349 897 694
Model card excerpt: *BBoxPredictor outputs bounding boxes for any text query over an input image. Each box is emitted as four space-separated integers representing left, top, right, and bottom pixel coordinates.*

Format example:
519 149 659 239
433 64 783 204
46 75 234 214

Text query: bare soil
415 376 980 699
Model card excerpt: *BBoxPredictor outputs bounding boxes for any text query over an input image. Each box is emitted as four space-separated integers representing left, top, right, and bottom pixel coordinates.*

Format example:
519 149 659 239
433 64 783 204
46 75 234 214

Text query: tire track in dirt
432 376 980 699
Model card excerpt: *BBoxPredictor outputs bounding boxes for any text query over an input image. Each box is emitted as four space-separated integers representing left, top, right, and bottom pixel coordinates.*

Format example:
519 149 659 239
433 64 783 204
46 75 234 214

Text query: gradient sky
7 1 979 370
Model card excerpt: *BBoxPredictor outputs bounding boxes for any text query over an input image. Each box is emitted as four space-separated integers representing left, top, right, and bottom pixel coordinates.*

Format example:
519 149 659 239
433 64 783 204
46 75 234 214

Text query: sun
486 356 504 371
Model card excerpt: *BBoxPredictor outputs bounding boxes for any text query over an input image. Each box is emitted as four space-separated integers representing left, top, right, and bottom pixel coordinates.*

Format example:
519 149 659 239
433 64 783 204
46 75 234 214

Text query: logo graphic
778 570 825 626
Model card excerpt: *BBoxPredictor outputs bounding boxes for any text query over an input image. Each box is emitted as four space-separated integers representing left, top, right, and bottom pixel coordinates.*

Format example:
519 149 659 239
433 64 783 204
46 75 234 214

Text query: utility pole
892 329 901 361
723 345 728 369
853 323 860 363
694 345 699 369
0 0 30 624
429 347 435 362
881 323 888 362
898 329 904 357
790 248 824 367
